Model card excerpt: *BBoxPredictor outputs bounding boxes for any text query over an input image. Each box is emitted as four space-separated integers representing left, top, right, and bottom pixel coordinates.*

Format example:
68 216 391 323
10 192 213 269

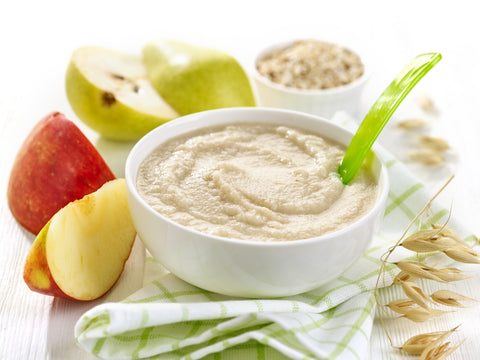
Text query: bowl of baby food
125 107 388 297
252 39 369 119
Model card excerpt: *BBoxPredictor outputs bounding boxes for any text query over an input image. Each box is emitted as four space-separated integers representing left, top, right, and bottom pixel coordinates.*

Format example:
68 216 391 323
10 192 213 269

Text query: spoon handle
338 53 442 184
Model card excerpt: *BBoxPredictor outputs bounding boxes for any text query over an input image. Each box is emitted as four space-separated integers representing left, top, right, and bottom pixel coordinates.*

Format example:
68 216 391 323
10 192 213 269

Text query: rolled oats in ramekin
252 39 368 119
256 39 364 90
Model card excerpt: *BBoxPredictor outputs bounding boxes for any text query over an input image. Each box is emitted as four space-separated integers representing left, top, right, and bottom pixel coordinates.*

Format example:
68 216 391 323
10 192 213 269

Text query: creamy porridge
136 123 377 242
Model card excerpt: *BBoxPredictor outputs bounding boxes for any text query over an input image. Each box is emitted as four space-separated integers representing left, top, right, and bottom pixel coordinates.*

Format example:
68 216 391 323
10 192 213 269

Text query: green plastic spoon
338 53 442 184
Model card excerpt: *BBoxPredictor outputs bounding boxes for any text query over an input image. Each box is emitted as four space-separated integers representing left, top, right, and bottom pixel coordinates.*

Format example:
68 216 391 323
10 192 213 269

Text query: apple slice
65 46 179 140
7 112 116 235
142 39 256 115
23 179 136 301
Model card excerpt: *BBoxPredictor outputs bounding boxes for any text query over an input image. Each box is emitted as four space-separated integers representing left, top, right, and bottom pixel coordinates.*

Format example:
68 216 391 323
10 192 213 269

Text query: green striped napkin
75 114 474 360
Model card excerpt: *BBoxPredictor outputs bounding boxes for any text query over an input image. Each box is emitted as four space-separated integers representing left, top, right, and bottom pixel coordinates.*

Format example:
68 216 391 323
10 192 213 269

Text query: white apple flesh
23 179 136 301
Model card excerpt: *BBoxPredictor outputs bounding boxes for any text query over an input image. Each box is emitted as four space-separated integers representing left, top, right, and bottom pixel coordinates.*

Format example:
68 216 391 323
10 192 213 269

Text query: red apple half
8 111 116 235
23 179 136 300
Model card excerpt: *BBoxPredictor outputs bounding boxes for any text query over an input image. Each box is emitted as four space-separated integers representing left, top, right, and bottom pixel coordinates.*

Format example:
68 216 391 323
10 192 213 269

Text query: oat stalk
374 175 454 346
400 307 449 323
400 281 432 309
419 338 464 360
396 325 459 356
393 271 418 285
385 298 416 315
431 290 477 307
374 174 477 358
443 246 480 264
394 260 445 282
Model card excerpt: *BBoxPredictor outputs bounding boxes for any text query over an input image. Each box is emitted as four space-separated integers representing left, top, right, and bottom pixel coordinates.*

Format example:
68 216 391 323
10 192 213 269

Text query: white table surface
1 1 480 359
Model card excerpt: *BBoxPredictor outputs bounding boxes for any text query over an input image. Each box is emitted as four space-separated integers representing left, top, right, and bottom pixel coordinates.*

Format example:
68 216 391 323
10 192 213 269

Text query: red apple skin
7 112 116 235
22 220 76 299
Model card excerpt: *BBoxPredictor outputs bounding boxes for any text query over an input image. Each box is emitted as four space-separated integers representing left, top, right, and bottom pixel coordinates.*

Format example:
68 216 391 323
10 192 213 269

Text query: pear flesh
143 39 256 115
66 46 179 140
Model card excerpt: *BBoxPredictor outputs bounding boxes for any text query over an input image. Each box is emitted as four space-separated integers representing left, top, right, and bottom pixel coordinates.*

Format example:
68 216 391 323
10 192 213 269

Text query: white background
1 0 480 359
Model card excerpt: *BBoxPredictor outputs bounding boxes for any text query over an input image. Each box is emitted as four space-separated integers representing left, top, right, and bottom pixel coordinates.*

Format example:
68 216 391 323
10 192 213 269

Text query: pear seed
111 73 125 80
101 92 116 107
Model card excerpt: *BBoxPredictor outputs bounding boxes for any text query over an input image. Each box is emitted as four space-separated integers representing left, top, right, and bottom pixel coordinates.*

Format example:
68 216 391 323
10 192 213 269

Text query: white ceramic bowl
125 107 388 298
252 40 369 119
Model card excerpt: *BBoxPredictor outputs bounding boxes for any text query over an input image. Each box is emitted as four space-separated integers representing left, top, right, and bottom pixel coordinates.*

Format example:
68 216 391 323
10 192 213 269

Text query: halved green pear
142 39 256 115
65 46 179 140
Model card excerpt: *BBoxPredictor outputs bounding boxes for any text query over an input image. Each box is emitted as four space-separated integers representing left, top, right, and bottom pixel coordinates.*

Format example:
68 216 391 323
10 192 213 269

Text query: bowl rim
125 107 389 249
252 38 370 95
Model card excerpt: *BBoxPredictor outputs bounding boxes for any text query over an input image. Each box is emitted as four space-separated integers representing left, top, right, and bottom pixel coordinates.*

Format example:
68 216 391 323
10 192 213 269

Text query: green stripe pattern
75 116 475 360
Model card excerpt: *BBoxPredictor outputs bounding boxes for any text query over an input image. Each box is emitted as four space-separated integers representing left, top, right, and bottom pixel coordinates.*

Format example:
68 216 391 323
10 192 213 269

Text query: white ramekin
251 40 369 119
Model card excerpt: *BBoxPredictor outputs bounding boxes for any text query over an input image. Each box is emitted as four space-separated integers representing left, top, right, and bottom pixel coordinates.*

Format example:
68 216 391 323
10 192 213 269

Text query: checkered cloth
75 114 475 360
